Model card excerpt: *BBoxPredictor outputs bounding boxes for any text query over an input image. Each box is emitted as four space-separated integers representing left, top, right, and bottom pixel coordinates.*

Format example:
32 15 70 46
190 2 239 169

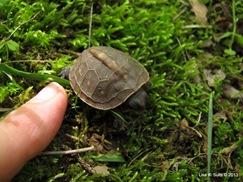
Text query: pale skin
0 82 68 181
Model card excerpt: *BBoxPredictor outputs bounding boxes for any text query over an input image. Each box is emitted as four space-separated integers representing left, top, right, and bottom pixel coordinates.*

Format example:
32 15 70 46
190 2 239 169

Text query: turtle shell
69 46 149 110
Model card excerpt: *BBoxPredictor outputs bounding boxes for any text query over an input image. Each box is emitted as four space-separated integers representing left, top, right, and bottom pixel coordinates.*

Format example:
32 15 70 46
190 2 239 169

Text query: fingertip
0 82 68 181
30 82 68 103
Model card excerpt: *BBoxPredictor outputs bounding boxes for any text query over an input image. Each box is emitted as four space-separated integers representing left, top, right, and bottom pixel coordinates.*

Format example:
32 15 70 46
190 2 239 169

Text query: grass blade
207 92 214 182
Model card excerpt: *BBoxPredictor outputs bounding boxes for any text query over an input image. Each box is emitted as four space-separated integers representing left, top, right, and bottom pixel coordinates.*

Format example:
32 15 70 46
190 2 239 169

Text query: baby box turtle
63 46 149 110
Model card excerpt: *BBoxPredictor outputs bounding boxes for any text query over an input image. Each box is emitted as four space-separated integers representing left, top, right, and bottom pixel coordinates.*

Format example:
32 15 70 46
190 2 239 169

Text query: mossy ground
0 0 243 181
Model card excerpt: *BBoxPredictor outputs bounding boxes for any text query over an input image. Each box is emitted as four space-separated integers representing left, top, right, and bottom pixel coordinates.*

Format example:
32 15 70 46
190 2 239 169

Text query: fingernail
31 82 61 103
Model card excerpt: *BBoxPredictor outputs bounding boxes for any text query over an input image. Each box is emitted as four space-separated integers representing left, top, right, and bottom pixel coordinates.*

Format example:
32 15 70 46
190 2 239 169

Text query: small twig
66 133 84 142
88 2 93 48
40 146 95 155
64 145 96 174
48 144 97 174
173 7 187 21
62 49 81 56
10 60 49 63
229 0 236 50
6 10 41 40
180 0 189 6
221 138 243 155
128 149 151 167
181 24 212 29
76 156 96 174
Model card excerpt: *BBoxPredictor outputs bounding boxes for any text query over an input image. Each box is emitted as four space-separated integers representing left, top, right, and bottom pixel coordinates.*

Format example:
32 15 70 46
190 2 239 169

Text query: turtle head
126 88 148 110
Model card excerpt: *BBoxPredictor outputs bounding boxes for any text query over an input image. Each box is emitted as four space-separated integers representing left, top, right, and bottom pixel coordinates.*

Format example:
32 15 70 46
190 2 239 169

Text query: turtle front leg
60 67 70 80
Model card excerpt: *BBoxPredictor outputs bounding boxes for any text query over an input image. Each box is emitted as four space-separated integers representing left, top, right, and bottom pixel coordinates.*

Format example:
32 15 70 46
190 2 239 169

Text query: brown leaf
213 110 227 123
223 84 243 102
93 165 110 175
160 160 170 170
189 0 208 24
203 69 226 87
179 118 202 138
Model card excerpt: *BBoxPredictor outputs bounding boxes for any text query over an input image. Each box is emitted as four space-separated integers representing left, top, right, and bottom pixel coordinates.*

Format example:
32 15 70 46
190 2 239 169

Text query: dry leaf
93 165 110 175
223 84 243 102
203 69 226 87
179 118 202 138
160 160 170 170
189 0 208 24
213 110 227 123
180 118 189 131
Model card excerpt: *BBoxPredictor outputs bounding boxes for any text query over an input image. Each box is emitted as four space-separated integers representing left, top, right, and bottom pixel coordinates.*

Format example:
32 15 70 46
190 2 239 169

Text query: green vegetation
1 0 243 181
